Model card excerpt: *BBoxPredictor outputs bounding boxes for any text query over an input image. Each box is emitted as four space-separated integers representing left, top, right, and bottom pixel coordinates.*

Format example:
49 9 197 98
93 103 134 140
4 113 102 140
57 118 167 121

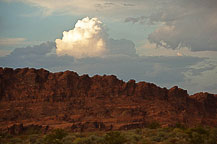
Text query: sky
0 0 217 94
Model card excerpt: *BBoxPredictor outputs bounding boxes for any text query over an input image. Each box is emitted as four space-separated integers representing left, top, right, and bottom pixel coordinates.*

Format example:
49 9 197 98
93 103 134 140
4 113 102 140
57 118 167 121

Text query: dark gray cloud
123 3 135 7
125 0 217 51
0 38 136 68
124 16 146 24
1 41 211 94
0 42 74 68
1 0 217 94
107 38 136 56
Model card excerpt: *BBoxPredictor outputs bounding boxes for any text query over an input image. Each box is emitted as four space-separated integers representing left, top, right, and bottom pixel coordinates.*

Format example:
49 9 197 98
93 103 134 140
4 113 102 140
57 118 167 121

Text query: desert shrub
131 134 142 142
161 127 173 133
32 138 45 144
147 121 161 129
9 137 23 144
151 131 168 142
73 135 104 144
88 135 104 144
73 137 87 144
134 128 143 135
124 131 143 144
0 132 6 139
190 132 204 144
172 128 188 138
103 131 126 144
165 137 190 144
44 129 67 144
29 134 40 144
61 135 76 144
174 123 186 130
0 132 12 139
140 138 155 144
205 128 217 144
25 126 42 135
185 126 211 144
191 126 209 136
164 128 189 144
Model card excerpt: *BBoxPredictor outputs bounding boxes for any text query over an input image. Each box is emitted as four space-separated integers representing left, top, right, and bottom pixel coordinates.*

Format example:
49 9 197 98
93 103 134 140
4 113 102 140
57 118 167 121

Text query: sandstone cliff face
0 67 216 133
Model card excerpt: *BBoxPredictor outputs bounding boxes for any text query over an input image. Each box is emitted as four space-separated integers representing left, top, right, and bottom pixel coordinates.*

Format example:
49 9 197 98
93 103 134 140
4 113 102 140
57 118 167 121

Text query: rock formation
0 67 216 133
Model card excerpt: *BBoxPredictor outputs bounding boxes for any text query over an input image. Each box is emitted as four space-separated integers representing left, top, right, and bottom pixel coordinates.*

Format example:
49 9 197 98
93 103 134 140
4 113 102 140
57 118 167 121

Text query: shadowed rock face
0 67 216 133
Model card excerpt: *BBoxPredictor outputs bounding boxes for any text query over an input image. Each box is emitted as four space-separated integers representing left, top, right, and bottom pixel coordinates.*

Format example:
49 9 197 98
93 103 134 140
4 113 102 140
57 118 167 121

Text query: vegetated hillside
0 67 216 133
1 126 217 144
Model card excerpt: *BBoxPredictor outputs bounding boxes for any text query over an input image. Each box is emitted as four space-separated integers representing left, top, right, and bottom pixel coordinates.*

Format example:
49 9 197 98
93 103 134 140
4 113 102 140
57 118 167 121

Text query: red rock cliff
0 67 216 132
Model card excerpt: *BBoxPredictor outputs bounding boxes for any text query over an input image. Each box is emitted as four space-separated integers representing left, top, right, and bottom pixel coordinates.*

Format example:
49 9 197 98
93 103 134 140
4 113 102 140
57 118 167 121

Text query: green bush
73 137 88 144
44 129 68 144
140 138 155 144
104 131 126 144
1 125 216 144
174 123 186 130
151 131 168 142
9 137 23 144
73 135 104 144
25 126 42 135
61 135 76 144
147 121 161 129
124 131 143 144
134 128 142 135
185 126 211 144
205 128 217 144
191 126 209 136
33 138 45 144
190 132 204 144
29 134 40 144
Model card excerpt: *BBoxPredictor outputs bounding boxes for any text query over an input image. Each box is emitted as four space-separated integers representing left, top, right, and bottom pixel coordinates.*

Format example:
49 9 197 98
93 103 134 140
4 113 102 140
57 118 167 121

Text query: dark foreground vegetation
0 124 217 144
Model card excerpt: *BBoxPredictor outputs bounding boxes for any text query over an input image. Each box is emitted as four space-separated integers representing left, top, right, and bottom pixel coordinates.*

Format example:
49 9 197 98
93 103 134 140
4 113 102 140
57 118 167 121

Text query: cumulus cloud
55 17 137 58
55 17 107 59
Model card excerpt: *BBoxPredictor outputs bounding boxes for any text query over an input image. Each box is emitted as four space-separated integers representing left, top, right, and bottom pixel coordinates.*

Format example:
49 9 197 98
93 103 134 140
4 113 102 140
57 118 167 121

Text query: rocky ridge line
0 67 216 133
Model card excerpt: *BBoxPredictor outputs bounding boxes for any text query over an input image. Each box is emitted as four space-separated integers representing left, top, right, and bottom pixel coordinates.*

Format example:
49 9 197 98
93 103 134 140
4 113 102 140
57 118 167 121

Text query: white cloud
0 38 26 46
55 17 107 59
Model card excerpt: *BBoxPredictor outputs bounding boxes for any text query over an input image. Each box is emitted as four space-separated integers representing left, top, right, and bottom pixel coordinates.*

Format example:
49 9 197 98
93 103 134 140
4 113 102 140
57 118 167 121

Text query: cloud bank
2 40 217 94
124 0 217 52
4 0 217 53
55 17 107 59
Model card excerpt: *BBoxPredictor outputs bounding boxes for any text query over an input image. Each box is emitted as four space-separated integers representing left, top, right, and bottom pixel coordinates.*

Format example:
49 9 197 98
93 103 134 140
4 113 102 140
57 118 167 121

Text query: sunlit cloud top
55 17 107 59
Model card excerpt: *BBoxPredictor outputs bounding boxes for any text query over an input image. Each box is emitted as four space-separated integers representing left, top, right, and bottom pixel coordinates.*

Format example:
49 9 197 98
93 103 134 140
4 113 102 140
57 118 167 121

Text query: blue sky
0 0 217 94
